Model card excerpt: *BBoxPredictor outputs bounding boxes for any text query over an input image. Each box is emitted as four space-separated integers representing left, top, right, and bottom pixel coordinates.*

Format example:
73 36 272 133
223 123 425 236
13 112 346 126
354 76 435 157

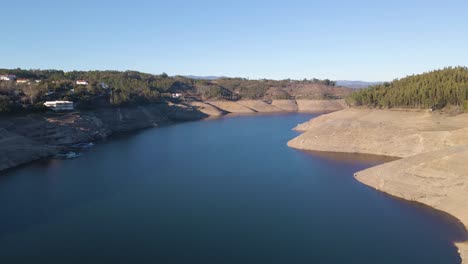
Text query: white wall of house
0 75 16 81
76 80 88 85
44 101 74 111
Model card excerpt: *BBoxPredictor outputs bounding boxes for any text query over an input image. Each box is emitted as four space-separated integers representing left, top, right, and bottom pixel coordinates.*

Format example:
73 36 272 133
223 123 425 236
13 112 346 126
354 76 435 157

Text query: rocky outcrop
0 128 57 171
288 108 468 262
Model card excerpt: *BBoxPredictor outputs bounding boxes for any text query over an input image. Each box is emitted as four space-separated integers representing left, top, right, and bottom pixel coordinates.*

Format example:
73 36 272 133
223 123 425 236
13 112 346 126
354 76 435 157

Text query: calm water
0 113 464 263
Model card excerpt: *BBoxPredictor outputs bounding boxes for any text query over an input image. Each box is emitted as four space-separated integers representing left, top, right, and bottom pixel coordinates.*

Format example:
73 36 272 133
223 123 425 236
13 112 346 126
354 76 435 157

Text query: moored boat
54 152 83 159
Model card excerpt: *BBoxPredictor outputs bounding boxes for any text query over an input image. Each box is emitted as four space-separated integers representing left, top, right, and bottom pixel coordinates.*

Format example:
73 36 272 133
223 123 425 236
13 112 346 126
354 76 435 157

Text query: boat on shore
71 142 95 149
54 152 83 159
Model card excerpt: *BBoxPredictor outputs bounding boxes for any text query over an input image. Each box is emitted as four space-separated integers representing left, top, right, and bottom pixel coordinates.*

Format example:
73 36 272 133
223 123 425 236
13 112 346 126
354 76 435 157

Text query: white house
171 93 182 99
16 79 29 84
44 101 74 111
76 80 88 85
0 75 16 81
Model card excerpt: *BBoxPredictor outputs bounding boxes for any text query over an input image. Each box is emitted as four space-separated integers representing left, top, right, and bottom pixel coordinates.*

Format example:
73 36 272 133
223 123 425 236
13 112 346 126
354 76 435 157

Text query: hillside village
0 69 351 114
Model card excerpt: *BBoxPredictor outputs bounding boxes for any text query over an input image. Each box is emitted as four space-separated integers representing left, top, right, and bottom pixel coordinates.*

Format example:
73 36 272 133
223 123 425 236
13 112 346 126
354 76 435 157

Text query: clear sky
1 0 467 81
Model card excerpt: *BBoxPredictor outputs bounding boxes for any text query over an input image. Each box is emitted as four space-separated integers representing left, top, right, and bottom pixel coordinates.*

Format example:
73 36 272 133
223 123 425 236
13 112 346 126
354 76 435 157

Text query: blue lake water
0 113 464 263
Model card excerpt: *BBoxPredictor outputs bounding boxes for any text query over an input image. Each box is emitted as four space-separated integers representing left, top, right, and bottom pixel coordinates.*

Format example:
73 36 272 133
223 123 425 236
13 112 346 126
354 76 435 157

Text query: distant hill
0 68 353 115
336 80 383 89
183 75 225 80
346 67 468 110
212 78 352 100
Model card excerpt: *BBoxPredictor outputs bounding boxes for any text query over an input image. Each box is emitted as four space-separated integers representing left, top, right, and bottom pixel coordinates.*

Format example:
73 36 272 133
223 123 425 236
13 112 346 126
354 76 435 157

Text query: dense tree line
0 70 186 113
215 78 336 99
0 68 339 114
347 67 468 110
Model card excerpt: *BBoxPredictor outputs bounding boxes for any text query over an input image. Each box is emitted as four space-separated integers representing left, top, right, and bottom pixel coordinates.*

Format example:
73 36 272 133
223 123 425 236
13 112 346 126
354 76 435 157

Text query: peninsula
288 67 468 263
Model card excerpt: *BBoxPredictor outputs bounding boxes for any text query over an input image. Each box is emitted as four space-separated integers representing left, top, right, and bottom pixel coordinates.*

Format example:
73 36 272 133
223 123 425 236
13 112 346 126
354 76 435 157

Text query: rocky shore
0 102 207 172
288 108 468 263
192 99 347 114
0 99 346 173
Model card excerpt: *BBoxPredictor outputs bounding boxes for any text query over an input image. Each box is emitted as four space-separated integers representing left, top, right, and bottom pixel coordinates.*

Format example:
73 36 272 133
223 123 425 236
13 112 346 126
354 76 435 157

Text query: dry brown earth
288 108 468 262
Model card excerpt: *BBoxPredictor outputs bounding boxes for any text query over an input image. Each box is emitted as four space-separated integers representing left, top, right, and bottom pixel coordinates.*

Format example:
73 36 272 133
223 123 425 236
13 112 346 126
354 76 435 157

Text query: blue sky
1 0 467 81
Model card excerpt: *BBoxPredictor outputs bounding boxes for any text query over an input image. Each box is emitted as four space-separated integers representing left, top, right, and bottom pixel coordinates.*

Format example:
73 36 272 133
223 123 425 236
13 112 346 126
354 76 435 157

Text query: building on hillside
16 79 29 84
99 82 109 89
43 101 74 111
0 75 16 81
76 80 88 85
172 93 182 99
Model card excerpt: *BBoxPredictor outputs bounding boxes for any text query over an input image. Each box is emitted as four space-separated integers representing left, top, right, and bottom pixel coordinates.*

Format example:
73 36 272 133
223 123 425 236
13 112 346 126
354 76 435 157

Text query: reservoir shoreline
0 99 346 173
288 108 468 263
0 108 464 263
3 100 466 262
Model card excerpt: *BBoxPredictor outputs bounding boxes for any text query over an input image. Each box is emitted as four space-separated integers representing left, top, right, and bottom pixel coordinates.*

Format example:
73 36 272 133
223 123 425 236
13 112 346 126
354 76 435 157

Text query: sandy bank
355 145 468 263
188 101 225 116
288 108 468 262
206 99 347 115
296 99 348 112
289 108 468 157
236 100 284 112
206 101 256 113
271 100 299 112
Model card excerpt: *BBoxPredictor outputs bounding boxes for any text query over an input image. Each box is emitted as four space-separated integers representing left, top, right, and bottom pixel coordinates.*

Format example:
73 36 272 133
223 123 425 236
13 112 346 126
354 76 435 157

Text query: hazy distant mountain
336 80 383 89
182 76 382 89
183 75 225 80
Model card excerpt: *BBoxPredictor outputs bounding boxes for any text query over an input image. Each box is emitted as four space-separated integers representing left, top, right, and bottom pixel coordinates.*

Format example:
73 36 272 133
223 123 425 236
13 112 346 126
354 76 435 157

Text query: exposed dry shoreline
192 99 347 115
0 102 206 173
2 100 466 261
288 108 468 263
0 99 346 173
